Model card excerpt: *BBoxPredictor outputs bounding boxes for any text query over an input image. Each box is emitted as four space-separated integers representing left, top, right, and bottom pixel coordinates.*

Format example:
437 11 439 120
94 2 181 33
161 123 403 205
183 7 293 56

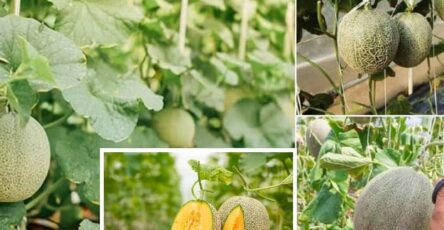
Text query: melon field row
297 116 444 229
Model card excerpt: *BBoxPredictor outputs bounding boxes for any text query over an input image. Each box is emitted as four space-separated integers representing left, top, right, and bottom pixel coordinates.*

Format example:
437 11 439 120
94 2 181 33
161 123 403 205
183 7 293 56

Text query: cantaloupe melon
353 167 433 230
153 108 195 148
393 12 432 67
172 200 220 230
305 119 331 157
218 196 269 230
338 9 400 74
435 0 444 20
0 113 50 202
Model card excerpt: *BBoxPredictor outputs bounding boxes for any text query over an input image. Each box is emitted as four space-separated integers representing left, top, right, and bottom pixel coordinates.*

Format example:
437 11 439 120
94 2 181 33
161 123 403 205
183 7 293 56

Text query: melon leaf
0 202 26 227
49 0 143 46
0 15 86 91
79 219 99 230
62 61 163 142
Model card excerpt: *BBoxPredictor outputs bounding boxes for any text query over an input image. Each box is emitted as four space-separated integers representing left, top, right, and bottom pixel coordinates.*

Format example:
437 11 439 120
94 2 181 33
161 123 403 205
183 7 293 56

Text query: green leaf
194 124 230 148
147 45 192 75
79 219 99 230
375 148 401 167
62 61 163 141
181 70 224 112
48 126 166 204
223 99 294 147
188 160 233 184
0 202 25 228
0 15 86 90
49 0 143 46
210 57 238 85
301 185 342 224
16 36 55 84
6 79 38 124
320 153 372 171
239 154 267 173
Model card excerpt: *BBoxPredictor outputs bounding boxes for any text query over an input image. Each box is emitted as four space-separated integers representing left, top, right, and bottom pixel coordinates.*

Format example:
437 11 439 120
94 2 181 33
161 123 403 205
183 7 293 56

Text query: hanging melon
393 12 432 67
153 108 195 147
353 167 433 230
218 196 269 230
338 9 399 74
171 200 220 230
0 113 51 202
305 119 331 157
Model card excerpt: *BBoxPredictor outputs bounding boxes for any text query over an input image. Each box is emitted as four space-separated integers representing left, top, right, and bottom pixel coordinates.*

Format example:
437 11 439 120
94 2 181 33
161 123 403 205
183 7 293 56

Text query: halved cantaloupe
218 196 269 230
171 200 220 230
223 206 245 230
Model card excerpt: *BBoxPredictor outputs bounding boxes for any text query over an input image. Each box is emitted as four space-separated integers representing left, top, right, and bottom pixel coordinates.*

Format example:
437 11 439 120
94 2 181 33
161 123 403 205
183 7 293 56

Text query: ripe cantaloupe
305 119 331 157
153 108 195 148
338 9 400 74
172 200 220 230
0 113 50 202
435 0 444 20
218 196 269 230
393 12 432 67
353 167 433 230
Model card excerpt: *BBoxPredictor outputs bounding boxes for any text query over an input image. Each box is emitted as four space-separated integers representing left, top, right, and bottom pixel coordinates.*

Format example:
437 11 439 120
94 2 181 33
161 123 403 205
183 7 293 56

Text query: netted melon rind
0 113 51 202
338 10 400 74
218 196 269 230
394 12 432 67
353 167 433 230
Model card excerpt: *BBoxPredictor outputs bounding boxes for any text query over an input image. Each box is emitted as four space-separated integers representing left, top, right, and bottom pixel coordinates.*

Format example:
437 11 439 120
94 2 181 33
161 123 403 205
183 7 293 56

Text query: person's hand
431 180 444 230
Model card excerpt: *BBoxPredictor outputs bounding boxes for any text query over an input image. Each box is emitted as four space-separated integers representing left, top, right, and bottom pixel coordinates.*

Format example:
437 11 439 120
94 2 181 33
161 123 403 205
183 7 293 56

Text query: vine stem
43 112 72 129
178 0 188 54
238 0 250 60
25 178 65 211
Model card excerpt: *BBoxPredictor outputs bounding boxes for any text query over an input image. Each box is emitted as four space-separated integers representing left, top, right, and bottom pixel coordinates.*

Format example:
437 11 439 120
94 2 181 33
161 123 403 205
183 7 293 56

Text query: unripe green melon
153 108 195 148
393 12 432 67
0 113 51 202
353 167 433 230
218 196 269 230
338 10 400 74
435 0 444 20
305 119 331 157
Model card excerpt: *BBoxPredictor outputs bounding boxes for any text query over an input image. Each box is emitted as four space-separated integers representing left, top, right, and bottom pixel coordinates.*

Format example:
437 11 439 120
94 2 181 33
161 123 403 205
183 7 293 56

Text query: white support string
178 0 189 54
238 0 250 60
13 0 20 16
408 68 413 95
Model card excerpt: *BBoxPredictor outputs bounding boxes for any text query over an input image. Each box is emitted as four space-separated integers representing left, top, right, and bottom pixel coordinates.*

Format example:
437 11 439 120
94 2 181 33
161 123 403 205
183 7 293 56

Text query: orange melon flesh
223 206 245 230
172 201 214 230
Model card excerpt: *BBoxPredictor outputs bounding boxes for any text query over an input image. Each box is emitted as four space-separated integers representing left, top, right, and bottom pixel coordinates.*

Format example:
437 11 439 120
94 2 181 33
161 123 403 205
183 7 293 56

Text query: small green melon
0 113 51 202
338 9 400 74
305 119 331 157
393 12 432 67
153 108 195 147
218 196 269 230
435 0 444 20
353 167 433 230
